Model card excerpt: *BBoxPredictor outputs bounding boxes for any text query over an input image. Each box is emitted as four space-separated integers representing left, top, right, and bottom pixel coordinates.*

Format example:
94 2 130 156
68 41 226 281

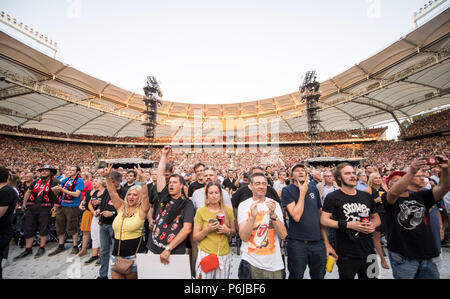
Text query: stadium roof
0 8 449 138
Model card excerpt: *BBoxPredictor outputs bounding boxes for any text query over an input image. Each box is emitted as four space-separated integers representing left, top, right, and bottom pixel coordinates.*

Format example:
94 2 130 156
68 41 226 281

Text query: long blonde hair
205 181 231 227
367 172 388 191
122 185 143 218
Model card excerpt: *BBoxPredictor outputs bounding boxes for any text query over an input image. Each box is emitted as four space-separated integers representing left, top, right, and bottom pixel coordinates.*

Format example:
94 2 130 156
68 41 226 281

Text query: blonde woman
193 181 235 279
365 172 389 269
104 164 150 279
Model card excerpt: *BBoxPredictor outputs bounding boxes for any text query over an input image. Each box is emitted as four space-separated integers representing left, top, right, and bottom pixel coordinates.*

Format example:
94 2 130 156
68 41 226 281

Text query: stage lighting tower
300 71 321 158
142 76 162 159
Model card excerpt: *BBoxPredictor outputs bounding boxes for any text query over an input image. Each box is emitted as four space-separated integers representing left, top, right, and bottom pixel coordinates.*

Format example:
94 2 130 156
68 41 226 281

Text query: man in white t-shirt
191 166 231 210
237 173 287 279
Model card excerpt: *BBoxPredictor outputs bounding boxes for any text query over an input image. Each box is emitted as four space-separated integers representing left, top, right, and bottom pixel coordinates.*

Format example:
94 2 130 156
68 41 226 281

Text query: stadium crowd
399 109 450 139
0 111 449 280
0 124 386 144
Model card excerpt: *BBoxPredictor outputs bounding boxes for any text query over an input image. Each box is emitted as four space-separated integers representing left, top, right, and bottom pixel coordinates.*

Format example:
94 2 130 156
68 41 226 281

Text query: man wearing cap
382 156 450 279
14 165 61 259
281 163 337 279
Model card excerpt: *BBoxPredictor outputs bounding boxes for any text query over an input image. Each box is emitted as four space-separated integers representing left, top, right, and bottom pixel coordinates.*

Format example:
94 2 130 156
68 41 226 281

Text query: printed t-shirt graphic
248 211 275 255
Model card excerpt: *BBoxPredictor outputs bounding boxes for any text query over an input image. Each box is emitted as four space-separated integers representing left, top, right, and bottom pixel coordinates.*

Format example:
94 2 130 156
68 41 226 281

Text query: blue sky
1 0 446 139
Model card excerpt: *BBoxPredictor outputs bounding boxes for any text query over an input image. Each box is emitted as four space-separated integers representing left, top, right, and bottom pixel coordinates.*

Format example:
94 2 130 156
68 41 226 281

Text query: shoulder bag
112 215 143 275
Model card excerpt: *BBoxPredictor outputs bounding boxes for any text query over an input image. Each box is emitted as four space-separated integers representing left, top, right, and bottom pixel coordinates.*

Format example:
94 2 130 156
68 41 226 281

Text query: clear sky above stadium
1 0 436 106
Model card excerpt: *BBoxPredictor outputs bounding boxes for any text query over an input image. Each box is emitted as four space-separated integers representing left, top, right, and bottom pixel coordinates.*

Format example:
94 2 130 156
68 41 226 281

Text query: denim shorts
110 255 138 273
388 250 439 279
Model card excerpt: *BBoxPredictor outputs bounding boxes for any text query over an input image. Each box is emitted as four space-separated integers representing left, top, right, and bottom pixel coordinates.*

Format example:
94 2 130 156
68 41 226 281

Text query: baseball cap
386 171 406 186
291 163 306 173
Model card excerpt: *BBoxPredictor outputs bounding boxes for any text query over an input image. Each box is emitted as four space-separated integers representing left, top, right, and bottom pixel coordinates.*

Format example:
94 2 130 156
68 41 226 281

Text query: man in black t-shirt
188 163 205 198
148 145 194 268
321 163 380 279
383 157 450 279
15 165 60 259
223 169 237 195
121 170 138 196
0 166 18 278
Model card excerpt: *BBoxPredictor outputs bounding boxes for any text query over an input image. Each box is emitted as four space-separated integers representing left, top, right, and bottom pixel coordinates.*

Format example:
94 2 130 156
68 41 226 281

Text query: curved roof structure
0 8 449 138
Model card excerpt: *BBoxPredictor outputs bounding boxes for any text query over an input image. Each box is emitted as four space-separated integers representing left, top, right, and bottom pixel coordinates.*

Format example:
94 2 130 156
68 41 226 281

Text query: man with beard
382 156 450 279
15 165 61 259
321 163 380 279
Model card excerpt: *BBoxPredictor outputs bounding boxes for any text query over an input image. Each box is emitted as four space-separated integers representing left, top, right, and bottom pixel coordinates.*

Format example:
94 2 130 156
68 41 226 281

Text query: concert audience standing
15 165 60 259
0 122 449 279
84 177 106 265
193 181 235 279
192 167 232 210
0 167 18 279
365 172 389 270
355 171 369 192
237 173 287 279
2 171 19 267
121 170 141 196
309 170 322 188
231 167 281 210
78 172 93 257
281 163 336 279
317 171 339 206
273 170 287 198
188 163 206 198
48 166 84 257
97 171 122 279
321 163 381 279
147 146 195 268
144 169 159 245
317 171 339 248
223 170 238 196
190 166 232 275
13 172 33 245
383 157 450 279
105 164 149 279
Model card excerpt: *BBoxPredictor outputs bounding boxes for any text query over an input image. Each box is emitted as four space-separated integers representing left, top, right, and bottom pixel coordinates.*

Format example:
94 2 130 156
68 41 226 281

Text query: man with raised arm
147 145 195 265
382 156 450 279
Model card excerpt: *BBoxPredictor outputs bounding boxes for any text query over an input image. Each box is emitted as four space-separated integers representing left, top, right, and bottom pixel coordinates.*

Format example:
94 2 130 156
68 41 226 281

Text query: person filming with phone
382 155 450 279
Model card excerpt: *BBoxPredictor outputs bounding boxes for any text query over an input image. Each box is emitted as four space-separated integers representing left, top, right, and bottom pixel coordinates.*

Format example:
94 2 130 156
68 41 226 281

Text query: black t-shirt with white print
381 189 439 259
322 189 377 259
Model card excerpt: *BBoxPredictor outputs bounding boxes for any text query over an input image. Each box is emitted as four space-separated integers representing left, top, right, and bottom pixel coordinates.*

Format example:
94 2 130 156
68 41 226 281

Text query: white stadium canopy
0 8 449 138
